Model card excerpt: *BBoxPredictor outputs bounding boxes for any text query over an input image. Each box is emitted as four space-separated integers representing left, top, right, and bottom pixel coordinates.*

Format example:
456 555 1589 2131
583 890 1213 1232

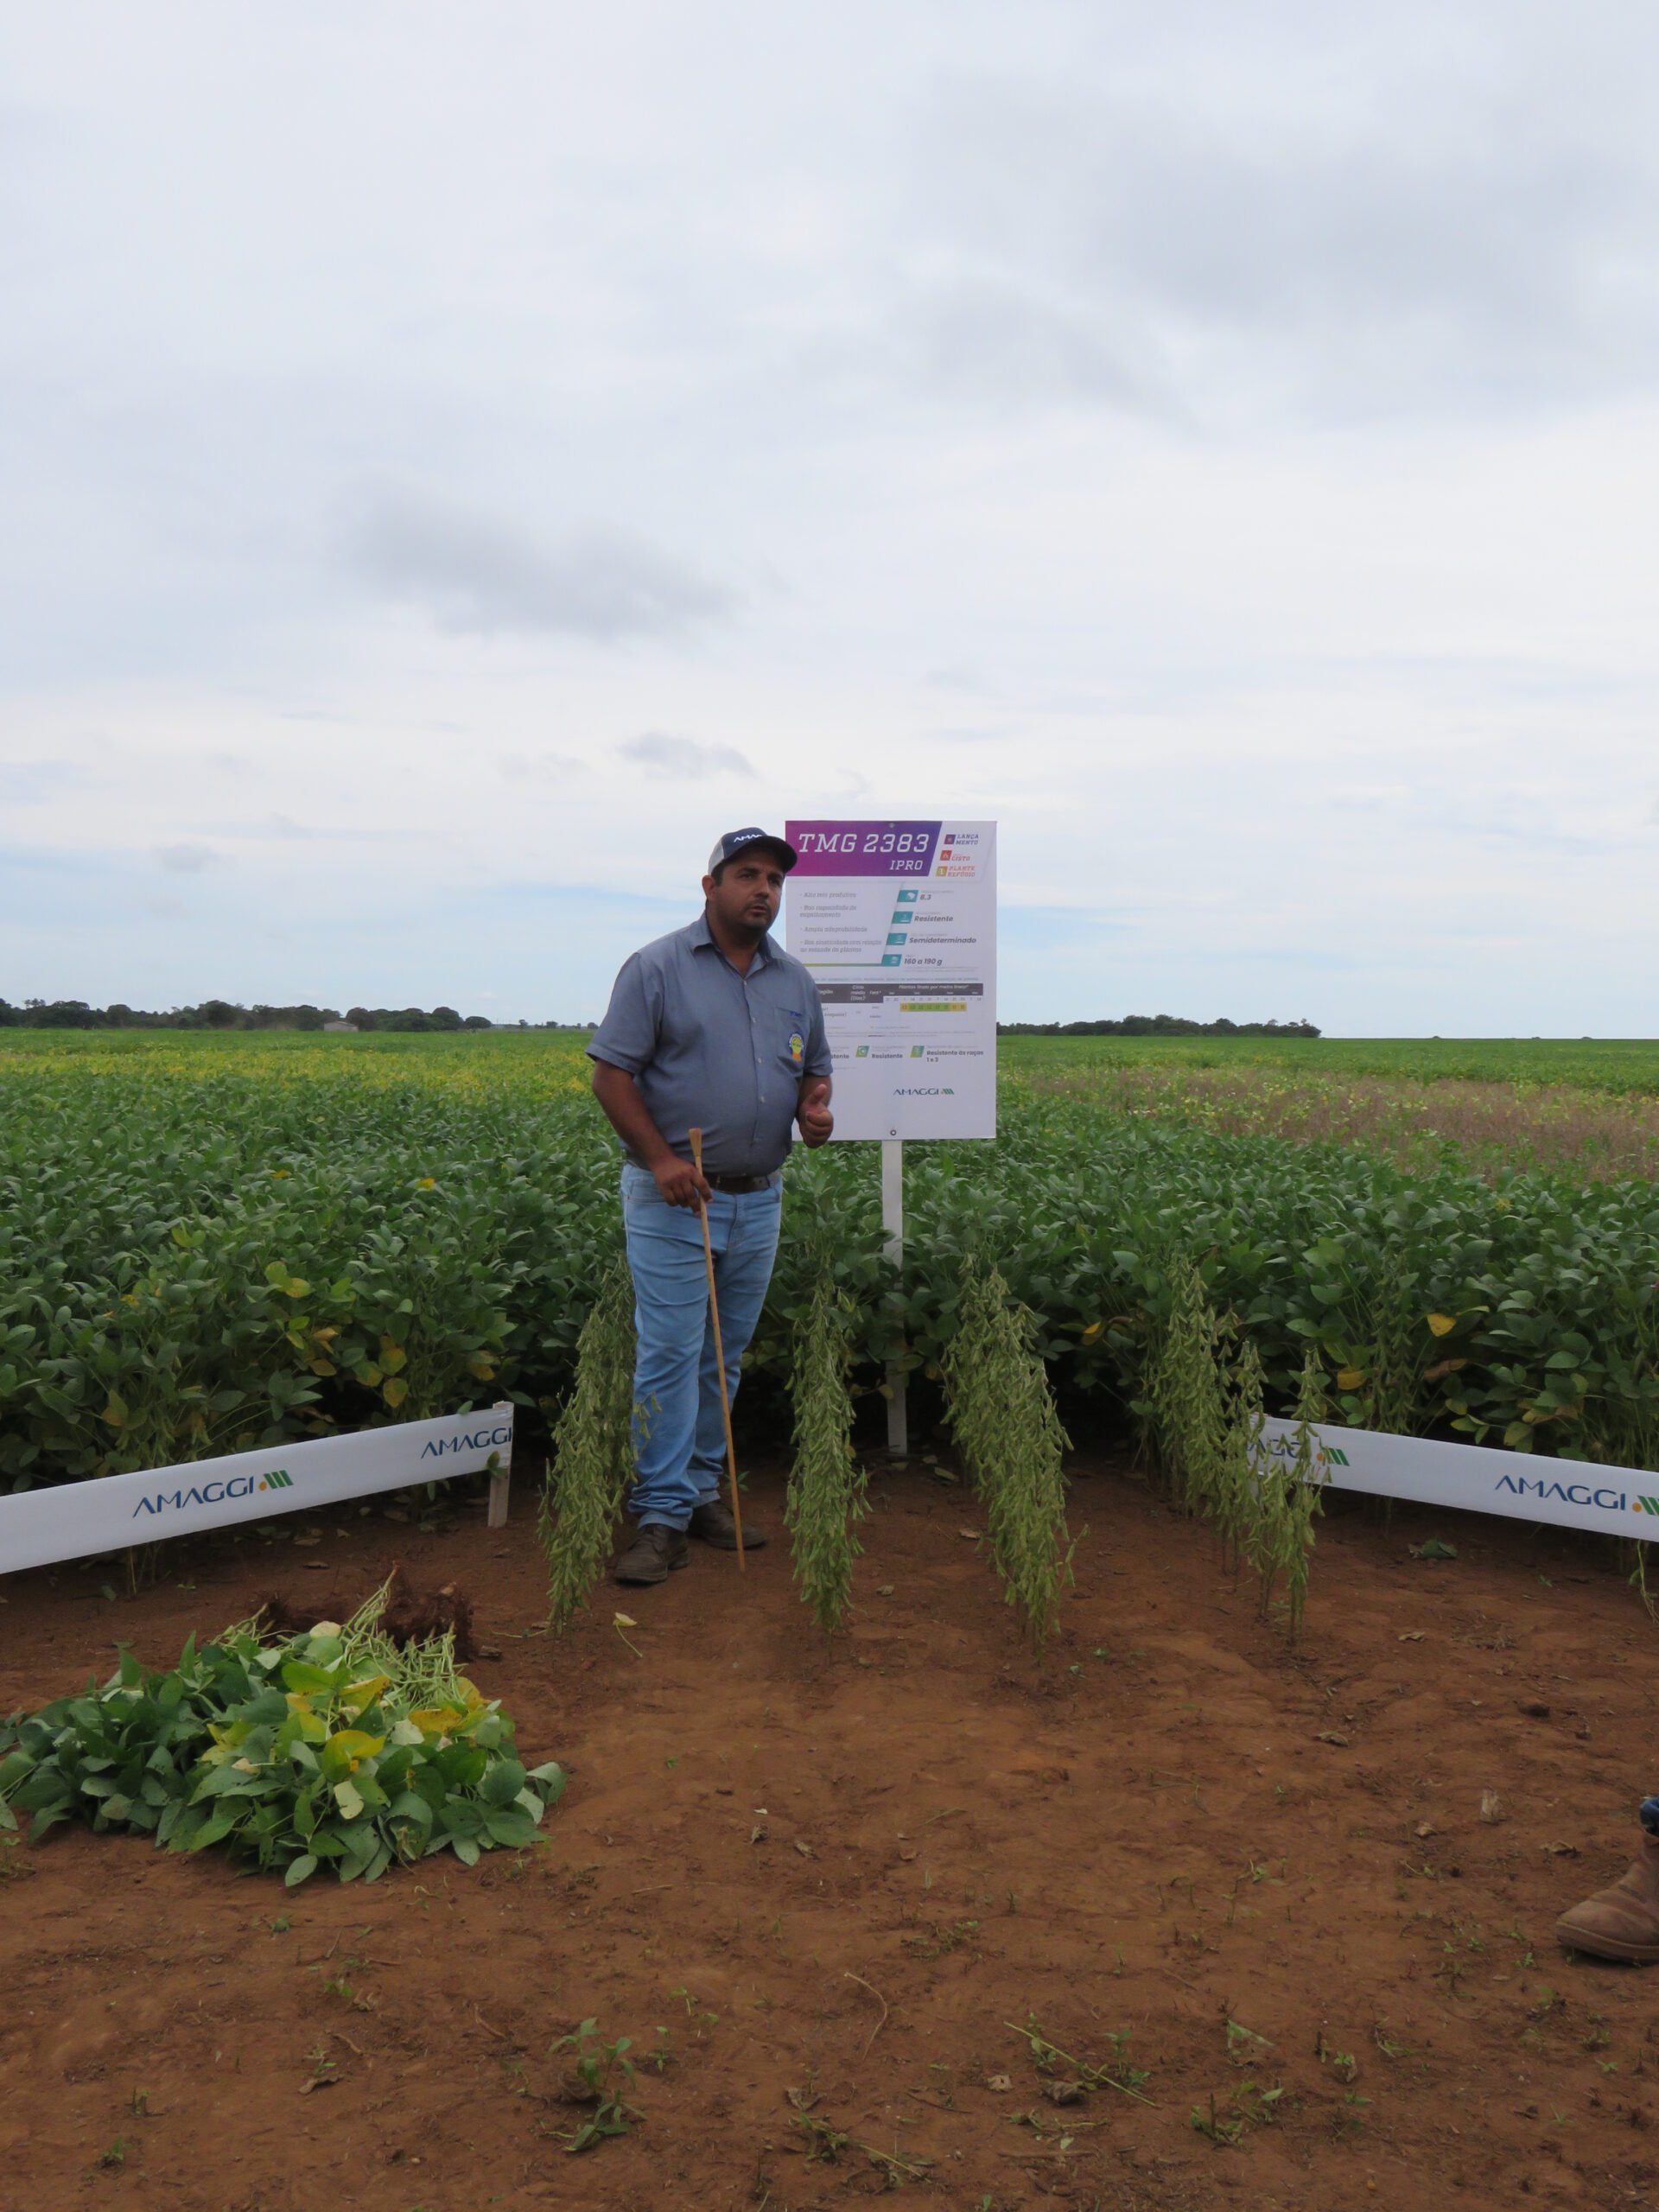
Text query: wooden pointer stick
688 1128 747 1571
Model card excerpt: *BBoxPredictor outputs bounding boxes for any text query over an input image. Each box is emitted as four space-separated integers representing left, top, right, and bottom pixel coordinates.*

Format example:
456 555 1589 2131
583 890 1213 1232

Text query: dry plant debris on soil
3 1457 1659 2212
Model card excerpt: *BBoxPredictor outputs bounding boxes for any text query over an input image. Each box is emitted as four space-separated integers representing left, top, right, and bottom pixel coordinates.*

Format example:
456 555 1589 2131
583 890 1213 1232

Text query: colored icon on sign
895 888 918 902
880 954 901 966
886 931 908 946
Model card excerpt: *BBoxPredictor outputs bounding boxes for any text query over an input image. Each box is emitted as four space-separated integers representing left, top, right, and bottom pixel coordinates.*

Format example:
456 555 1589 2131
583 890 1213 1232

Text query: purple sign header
786 820 942 877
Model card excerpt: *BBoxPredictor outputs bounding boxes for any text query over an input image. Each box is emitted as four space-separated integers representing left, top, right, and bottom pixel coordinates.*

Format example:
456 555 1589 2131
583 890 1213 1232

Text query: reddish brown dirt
3 1454 1658 2212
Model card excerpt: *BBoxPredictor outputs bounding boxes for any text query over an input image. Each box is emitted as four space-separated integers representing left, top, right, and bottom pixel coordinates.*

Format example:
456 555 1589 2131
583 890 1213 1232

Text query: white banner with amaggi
1262 1416 1659 1541
0 1406 515 1575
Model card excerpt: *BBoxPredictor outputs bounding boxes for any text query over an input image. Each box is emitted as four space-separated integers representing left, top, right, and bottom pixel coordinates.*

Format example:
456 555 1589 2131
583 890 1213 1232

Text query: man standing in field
588 828 834 1586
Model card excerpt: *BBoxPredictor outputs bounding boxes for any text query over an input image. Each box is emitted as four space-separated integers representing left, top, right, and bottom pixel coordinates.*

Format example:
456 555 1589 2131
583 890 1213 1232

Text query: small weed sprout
1006 2013 1154 2105
944 1257 1074 1655
539 1262 637 1631
555 2017 643 2153
786 1272 868 1638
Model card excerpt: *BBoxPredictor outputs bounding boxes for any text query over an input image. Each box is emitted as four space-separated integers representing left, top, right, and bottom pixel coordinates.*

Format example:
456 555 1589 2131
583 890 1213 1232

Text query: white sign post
0 1406 515 1577
786 819 998 1452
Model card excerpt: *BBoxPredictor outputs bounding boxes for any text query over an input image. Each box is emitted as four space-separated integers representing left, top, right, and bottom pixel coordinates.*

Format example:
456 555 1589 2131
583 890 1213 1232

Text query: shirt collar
689 911 775 968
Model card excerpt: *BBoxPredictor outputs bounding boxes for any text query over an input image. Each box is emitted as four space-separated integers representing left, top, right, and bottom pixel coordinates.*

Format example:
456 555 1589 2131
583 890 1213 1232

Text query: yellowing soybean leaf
383 1376 409 1408
1336 1367 1366 1390
333 1777 365 1820
1427 1313 1458 1337
327 1728 385 1768
100 1393 130 1429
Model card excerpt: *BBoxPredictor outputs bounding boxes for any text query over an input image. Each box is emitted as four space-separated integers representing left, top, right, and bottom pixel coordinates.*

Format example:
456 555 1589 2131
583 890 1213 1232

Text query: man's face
703 848 786 936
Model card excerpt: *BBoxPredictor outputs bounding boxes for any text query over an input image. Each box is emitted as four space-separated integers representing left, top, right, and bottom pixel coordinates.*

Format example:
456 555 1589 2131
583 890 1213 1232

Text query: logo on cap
709 827 798 874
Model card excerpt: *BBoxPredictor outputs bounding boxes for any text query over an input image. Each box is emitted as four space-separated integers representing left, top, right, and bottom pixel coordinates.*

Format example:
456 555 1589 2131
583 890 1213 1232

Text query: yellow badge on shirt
788 1030 804 1065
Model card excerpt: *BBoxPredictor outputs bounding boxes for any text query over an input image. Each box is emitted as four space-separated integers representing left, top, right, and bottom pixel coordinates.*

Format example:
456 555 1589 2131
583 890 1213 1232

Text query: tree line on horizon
995 1014 1321 1038
1 999 1320 1039
0 998 511 1032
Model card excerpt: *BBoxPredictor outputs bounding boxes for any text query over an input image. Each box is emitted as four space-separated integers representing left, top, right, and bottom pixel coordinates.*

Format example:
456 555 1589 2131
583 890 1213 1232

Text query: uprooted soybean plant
0 1573 565 1883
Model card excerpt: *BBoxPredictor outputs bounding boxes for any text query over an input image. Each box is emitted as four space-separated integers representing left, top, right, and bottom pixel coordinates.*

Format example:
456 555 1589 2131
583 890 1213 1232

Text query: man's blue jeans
620 1164 782 1529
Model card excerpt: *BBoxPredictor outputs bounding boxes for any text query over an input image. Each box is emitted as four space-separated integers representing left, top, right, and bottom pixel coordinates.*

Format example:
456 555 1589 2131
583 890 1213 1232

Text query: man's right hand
653 1154 713 1210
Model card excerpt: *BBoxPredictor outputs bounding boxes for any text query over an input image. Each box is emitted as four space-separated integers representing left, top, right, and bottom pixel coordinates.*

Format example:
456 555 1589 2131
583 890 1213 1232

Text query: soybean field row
2 1028 1656 1491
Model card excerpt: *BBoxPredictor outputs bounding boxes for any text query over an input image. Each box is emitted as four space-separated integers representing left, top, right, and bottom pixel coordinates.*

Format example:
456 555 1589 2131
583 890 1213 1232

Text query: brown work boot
1557 1834 1659 1964
613 1524 690 1586
688 1500 766 1551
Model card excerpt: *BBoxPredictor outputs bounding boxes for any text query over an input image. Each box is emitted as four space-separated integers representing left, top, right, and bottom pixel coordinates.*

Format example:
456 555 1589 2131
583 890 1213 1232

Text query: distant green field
5 1027 1657 1094
999 1035 1659 1094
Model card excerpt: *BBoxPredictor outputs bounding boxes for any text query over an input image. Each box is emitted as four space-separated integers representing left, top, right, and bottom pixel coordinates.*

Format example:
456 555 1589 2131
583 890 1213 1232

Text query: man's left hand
798 1078 834 1147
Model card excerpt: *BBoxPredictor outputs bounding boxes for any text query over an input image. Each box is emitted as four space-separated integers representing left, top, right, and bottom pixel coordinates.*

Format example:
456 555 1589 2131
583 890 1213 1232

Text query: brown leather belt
703 1172 778 1194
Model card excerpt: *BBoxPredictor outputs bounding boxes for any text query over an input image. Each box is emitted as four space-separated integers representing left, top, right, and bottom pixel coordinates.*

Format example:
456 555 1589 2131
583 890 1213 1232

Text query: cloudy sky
3 1 1656 1032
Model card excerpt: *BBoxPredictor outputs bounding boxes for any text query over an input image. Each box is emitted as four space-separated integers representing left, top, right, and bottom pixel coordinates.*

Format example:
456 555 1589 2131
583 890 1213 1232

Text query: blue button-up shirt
588 912 832 1176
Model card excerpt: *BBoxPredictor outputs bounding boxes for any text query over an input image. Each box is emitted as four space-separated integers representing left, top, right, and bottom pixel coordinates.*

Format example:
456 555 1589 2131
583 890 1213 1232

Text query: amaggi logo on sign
1495 1473 1636 1515
132 1468 293 1520
1265 1434 1349 1471
422 1422 513 1460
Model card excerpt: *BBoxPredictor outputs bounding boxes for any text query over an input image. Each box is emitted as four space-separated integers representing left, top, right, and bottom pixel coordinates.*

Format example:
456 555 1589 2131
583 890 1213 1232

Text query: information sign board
784 819 996 1141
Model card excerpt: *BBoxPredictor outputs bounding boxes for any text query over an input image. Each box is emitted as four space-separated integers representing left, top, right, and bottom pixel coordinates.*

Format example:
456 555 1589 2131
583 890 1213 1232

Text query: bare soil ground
3 1452 1657 2212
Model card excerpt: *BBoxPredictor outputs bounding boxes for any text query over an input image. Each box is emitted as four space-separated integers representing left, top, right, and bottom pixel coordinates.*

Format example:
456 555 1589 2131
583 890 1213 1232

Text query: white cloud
154 842 217 873
344 489 735 642
616 734 755 779
2 3 1657 1029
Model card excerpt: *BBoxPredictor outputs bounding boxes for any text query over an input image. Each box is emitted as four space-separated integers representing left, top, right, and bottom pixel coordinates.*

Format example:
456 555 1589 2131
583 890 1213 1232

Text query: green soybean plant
1142 1255 1232 1522
539 1261 637 1631
786 1271 868 1638
1213 1337 1267 1576
1245 1350 1328 1643
943 1255 1074 1655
